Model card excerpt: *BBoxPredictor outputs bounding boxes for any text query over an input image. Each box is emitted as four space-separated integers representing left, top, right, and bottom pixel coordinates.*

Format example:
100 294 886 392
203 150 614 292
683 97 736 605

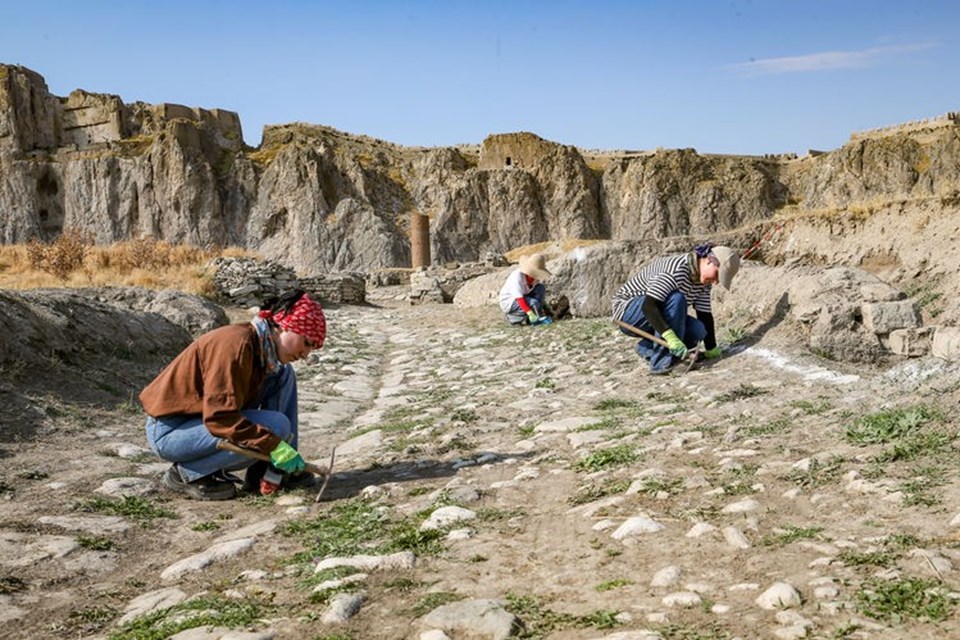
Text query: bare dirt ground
1 287 960 640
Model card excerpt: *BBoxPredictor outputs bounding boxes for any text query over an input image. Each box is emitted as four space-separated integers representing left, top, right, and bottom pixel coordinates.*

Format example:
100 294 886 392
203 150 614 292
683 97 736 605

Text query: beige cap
519 253 551 280
710 246 740 290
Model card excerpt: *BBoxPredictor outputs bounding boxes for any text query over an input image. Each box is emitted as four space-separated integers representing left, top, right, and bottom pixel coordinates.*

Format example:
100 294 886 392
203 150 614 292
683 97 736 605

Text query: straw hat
519 253 551 280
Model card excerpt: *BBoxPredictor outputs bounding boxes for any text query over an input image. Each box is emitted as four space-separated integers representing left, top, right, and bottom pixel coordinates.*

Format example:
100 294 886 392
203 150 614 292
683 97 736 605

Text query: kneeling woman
140 290 325 500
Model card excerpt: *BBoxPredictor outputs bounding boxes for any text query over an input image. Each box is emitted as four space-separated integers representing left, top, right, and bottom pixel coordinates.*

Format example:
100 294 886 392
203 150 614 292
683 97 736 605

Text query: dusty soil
1 287 959 640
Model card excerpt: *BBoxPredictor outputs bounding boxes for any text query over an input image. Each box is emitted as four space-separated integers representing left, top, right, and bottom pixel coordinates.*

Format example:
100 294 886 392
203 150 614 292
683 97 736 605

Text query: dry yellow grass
0 235 257 297
504 239 605 263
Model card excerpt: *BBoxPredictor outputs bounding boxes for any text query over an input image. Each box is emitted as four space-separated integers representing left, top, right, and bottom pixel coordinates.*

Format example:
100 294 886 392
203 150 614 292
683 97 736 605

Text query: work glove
704 346 723 359
269 441 306 474
661 329 688 359
526 310 539 324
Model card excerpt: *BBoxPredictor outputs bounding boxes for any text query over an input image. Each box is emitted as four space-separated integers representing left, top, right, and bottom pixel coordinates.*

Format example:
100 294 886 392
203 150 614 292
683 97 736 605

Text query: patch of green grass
761 525 824 547
406 591 465 617
505 592 622 636
845 405 942 445
872 431 954 463
718 463 759 497
450 408 479 423
572 444 641 472
76 534 117 551
900 475 945 507
281 498 446 564
783 456 845 489
110 595 271 640
535 378 555 390
837 550 898 568
569 479 631 506
595 578 633 592
715 383 769 403
742 416 792 438
593 398 639 412
475 506 526 523
789 397 833 415
854 577 952 624
720 324 748 344
190 521 221 532
518 424 535 438
636 476 684 496
73 496 176 527
69 605 116 630
654 622 732 639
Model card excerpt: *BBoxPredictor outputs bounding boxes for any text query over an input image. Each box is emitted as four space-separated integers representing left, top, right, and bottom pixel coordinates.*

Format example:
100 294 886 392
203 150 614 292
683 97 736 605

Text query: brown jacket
139 323 281 453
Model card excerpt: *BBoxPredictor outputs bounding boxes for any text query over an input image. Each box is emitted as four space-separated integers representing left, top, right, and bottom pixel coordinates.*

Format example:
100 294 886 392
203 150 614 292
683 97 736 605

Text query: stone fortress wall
0 64 242 154
850 112 960 142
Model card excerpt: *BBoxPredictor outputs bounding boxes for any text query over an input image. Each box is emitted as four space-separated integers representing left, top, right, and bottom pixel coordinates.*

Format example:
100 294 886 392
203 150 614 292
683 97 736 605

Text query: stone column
410 213 430 268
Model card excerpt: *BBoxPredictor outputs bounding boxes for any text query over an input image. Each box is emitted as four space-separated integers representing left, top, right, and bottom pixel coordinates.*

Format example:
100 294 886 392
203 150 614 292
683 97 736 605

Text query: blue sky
2 1 958 155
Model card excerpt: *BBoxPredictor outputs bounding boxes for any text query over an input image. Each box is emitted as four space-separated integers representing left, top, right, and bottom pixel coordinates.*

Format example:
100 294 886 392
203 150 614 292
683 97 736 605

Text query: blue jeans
505 283 546 325
145 364 298 482
619 292 706 372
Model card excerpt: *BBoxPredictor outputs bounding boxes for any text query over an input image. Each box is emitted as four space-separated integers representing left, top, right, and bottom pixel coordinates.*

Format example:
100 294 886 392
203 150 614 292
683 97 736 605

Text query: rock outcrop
2 63 959 315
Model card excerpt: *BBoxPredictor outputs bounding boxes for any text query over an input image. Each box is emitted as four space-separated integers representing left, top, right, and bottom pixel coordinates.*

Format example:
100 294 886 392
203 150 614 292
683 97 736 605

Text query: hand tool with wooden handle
615 319 700 373
216 439 335 502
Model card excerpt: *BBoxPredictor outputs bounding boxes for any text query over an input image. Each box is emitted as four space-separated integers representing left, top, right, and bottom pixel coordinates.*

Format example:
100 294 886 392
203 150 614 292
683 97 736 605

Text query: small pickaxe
615 319 700 373
216 439 336 503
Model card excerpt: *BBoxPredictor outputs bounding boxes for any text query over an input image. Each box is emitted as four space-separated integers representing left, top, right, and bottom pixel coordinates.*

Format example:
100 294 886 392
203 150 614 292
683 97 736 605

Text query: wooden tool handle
216 439 329 477
615 319 670 348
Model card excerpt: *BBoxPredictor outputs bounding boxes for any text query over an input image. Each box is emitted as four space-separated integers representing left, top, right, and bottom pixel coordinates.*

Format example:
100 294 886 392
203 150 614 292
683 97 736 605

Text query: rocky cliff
1 63 959 280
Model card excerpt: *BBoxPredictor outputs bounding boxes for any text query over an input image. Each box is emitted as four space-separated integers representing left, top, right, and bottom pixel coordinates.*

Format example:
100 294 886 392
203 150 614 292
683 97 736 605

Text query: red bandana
266 294 326 348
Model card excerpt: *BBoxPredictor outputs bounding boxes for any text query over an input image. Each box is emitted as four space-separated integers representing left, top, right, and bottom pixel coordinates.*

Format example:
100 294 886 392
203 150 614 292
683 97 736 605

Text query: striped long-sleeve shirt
611 252 713 321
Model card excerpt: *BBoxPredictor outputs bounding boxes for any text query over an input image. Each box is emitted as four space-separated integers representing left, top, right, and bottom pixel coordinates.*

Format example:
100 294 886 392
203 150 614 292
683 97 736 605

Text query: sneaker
163 465 237 501
649 364 674 376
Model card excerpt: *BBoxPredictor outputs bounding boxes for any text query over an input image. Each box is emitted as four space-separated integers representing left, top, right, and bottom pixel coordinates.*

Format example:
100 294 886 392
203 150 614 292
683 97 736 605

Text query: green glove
705 346 723 359
526 310 539 324
661 329 688 359
269 441 306 474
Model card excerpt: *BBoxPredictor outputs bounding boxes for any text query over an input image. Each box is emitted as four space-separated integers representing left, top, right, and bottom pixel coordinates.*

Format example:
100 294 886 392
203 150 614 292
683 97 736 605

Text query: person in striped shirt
612 243 740 374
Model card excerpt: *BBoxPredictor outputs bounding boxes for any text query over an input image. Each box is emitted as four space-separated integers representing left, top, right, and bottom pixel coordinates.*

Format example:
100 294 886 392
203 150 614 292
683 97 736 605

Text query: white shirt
498 269 535 313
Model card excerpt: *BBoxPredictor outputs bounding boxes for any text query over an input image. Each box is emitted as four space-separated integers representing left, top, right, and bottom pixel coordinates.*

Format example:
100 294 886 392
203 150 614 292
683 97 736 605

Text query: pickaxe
216 439 336 503
615 319 700 373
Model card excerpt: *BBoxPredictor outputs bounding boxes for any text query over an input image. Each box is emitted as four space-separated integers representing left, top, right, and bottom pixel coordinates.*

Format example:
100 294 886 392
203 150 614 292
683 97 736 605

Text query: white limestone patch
534 416 599 433
755 582 802 609
96 476 156 498
743 347 859 384
650 566 681 587
611 515 664 539
420 506 477 531
160 538 256 582
337 429 384 457
118 587 188 625
0 532 78 567
38 515 130 534
323 592 367 623
315 551 416 573
662 591 701 607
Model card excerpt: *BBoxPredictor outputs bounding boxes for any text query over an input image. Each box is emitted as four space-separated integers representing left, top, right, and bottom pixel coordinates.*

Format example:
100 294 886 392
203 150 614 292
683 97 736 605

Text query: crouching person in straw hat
498 253 554 326
612 243 740 375
141 290 326 500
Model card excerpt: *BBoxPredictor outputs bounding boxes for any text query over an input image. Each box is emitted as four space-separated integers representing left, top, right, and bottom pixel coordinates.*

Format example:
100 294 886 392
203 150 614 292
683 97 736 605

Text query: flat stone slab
38 515 130 534
118 587 188 625
160 538 256 582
